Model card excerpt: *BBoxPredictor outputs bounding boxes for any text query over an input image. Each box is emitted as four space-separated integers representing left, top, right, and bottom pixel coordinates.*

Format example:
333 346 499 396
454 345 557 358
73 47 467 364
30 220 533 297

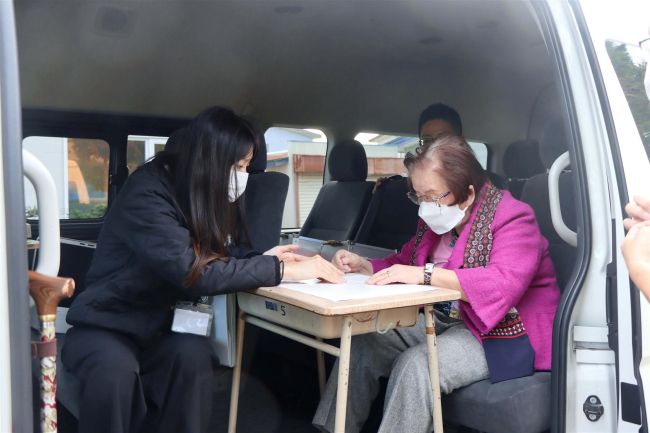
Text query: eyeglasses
418 137 435 147
406 190 451 206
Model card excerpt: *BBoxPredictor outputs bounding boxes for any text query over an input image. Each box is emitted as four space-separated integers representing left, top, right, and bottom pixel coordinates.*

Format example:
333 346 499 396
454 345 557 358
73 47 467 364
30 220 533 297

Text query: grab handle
23 149 60 276
548 151 577 247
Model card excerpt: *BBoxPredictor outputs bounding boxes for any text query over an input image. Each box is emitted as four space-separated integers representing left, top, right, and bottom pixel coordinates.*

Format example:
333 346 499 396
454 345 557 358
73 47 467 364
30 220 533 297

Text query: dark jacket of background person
66 160 280 343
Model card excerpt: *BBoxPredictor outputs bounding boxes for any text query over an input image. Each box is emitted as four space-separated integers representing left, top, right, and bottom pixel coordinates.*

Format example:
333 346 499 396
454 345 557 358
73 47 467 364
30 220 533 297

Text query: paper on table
279 272 436 302
281 273 367 286
281 278 321 284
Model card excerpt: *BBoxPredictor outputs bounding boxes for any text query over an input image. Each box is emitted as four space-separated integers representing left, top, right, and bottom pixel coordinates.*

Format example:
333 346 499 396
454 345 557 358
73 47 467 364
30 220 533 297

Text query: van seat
354 176 419 250
443 121 576 433
502 139 544 199
300 140 374 241
244 136 290 252
442 372 551 433
520 120 577 290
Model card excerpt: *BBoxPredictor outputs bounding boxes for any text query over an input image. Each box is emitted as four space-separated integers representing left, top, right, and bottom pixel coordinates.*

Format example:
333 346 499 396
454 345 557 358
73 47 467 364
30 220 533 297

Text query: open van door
0 1 33 431
578 1 650 431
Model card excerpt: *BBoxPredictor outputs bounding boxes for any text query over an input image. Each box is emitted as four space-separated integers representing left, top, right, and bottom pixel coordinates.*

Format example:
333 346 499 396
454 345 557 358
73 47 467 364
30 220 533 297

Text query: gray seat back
354 175 419 250
244 137 290 252
503 139 545 199
520 121 577 291
300 140 373 241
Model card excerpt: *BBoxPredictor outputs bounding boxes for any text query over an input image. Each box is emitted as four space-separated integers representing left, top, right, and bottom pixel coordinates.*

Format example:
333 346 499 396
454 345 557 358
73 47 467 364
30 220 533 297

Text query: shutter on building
298 174 323 226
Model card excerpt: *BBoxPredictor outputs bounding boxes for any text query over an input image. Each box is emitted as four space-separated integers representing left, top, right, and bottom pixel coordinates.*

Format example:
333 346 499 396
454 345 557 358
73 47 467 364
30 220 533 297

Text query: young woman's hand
624 195 650 230
367 264 424 286
331 250 373 274
264 244 308 263
284 255 345 283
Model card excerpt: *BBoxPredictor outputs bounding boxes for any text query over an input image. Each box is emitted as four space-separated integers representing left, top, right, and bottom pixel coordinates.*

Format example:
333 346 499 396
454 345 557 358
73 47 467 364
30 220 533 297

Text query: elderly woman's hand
367 264 424 285
331 250 373 275
624 195 650 230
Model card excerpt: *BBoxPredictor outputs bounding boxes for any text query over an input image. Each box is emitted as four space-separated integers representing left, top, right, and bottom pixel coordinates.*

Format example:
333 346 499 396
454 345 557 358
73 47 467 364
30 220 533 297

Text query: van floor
57 333 472 433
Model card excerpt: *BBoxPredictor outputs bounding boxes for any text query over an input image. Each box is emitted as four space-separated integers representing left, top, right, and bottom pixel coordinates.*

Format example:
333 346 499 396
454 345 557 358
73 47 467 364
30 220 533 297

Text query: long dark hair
156 106 258 287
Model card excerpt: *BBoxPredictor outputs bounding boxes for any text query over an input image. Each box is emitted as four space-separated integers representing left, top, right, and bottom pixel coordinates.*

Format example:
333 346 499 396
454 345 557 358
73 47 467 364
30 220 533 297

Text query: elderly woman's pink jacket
369 189 560 371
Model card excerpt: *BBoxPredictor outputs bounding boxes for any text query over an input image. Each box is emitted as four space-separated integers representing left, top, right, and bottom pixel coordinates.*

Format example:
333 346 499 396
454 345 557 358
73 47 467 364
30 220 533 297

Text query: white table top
247 282 461 316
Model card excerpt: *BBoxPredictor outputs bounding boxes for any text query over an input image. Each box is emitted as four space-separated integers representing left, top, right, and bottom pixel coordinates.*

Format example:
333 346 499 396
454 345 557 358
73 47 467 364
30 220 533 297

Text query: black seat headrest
502 139 544 179
540 119 569 169
328 139 368 182
248 135 268 174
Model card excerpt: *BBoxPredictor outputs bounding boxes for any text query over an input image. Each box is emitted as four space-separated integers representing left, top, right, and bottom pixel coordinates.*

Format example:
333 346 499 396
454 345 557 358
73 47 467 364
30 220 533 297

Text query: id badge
171 302 213 336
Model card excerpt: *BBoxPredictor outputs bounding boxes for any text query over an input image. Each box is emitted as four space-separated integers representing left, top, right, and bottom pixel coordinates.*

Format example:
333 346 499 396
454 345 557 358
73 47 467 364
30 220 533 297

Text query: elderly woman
313 135 560 433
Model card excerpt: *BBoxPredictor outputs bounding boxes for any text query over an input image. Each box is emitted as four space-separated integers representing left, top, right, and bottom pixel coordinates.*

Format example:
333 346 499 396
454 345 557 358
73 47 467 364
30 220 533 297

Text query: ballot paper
279 272 435 302
281 277 321 284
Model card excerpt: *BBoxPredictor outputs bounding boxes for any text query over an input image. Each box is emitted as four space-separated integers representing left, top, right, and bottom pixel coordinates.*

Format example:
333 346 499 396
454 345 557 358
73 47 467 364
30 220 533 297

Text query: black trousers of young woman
62 326 218 433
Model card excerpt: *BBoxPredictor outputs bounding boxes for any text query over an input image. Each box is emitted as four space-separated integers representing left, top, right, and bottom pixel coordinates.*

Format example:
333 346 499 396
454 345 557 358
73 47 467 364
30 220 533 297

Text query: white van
1 1 649 432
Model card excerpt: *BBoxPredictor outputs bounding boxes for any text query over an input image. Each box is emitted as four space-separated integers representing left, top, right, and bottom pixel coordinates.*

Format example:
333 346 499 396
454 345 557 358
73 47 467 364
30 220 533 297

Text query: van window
264 127 327 228
23 137 109 219
354 132 489 173
354 132 416 181
606 40 650 158
127 135 168 174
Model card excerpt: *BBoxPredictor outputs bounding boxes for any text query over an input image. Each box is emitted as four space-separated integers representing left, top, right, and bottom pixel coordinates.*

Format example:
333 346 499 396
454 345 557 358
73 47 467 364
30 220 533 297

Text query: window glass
354 132 489 177
23 137 109 219
468 142 489 169
354 133 416 181
264 127 327 228
127 135 168 174
606 40 650 158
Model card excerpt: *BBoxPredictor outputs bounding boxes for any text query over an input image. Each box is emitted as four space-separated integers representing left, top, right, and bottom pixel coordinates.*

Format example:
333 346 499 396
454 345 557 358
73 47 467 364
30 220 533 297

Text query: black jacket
66 161 280 343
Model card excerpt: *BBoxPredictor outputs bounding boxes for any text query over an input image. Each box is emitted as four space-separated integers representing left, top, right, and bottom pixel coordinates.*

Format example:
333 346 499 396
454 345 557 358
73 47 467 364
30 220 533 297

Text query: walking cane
29 271 75 433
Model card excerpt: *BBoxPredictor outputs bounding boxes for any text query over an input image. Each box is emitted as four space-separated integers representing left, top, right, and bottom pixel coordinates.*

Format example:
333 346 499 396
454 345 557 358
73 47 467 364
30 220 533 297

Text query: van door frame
571 1 650 432
0 1 33 431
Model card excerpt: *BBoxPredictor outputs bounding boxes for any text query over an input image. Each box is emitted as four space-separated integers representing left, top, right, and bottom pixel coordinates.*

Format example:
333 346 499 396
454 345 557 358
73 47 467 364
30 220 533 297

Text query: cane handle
28 271 75 316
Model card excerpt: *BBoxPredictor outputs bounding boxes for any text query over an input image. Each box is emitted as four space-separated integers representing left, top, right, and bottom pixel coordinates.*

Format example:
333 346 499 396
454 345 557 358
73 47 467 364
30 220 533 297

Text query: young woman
63 106 343 433
313 134 560 433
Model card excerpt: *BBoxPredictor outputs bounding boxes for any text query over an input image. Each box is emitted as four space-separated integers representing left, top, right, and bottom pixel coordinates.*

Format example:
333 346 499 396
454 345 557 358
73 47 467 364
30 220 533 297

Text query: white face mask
228 169 249 202
418 202 467 235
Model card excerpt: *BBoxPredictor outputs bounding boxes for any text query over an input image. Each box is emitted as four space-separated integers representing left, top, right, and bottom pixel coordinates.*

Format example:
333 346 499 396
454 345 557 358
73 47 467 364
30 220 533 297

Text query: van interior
16 1 582 432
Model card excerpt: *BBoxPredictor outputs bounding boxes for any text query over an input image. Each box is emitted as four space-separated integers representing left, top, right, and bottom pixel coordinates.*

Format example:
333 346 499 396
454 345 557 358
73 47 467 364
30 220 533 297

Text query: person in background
313 134 559 433
622 195 650 300
417 102 462 139
63 106 343 433
373 102 461 193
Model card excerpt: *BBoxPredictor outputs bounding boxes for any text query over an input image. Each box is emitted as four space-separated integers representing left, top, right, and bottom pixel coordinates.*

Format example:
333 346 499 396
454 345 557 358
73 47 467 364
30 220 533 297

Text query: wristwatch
424 263 434 285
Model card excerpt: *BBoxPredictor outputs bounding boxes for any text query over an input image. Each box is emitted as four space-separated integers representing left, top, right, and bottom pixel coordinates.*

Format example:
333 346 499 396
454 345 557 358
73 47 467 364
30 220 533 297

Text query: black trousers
62 326 218 433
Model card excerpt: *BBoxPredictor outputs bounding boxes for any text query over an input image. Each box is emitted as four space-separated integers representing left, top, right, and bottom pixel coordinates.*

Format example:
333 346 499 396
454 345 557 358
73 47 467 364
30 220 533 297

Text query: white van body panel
549 1 637 430
0 89 14 433
580 0 650 430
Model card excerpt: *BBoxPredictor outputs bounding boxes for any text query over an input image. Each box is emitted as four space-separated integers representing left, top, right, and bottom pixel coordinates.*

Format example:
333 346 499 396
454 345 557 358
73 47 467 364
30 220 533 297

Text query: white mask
419 202 466 235
228 170 249 202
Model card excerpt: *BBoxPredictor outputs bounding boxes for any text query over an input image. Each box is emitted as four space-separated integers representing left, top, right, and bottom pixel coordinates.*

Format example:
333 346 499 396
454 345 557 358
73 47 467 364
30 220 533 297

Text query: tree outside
606 40 650 157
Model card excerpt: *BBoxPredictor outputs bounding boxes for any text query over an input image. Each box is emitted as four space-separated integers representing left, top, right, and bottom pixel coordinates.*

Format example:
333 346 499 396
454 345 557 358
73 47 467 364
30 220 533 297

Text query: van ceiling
15 0 555 144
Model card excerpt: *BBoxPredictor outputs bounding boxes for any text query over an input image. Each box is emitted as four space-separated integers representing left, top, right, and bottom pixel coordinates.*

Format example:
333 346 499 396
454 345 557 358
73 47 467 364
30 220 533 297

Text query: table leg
228 310 247 433
425 304 443 433
334 316 353 433
316 339 326 397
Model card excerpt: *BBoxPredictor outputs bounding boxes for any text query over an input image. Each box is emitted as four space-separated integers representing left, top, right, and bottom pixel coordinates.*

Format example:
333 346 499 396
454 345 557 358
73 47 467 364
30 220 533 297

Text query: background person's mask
419 202 467 234
228 170 249 202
